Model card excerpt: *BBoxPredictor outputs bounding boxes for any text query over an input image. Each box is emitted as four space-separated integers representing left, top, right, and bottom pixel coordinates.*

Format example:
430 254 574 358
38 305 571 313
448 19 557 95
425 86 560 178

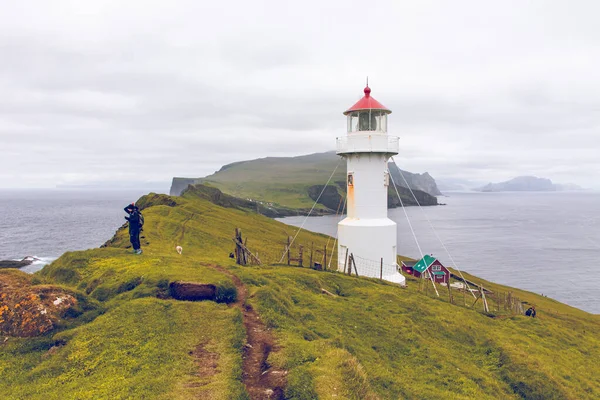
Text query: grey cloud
1 1 600 188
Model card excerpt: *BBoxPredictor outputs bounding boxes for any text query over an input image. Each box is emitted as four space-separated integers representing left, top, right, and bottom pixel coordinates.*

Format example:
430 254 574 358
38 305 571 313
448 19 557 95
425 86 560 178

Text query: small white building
337 84 405 285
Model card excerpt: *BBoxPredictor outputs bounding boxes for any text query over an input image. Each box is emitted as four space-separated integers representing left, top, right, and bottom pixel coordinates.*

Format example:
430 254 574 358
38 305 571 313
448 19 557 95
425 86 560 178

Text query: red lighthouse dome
344 85 391 116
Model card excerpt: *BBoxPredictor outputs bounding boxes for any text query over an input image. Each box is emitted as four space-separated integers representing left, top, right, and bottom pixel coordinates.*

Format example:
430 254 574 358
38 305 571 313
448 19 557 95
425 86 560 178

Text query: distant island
477 176 584 192
436 178 488 192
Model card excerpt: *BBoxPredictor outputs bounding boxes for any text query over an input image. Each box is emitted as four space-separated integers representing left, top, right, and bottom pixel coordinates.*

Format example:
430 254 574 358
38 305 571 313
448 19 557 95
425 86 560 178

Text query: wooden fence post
380 258 383 280
352 254 359 277
347 253 352 275
481 289 489 313
298 245 304 267
310 242 313 268
323 245 327 271
287 236 291 266
343 248 349 274
234 228 246 266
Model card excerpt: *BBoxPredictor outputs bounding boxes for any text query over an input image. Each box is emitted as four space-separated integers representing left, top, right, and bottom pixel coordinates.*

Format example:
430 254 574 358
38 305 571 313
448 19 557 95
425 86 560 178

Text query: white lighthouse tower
337 84 405 285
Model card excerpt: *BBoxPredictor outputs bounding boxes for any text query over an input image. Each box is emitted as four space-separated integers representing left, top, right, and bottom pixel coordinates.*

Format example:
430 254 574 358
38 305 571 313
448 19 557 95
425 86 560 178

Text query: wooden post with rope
471 293 480 308
343 248 349 274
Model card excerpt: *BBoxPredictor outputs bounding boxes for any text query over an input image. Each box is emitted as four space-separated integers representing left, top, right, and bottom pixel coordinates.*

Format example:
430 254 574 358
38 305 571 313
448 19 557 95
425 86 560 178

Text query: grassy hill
1 190 599 399
171 152 439 211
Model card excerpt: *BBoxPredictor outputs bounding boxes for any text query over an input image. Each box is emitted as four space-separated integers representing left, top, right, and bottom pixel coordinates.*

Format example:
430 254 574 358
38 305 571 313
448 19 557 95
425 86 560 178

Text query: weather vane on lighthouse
336 82 406 285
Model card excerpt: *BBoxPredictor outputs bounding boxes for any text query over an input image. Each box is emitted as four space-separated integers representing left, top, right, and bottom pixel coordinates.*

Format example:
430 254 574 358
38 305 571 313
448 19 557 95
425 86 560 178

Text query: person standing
124 203 143 254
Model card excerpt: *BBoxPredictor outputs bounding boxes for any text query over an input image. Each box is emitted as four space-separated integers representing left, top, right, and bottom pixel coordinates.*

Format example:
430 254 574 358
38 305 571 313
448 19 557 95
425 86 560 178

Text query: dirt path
177 212 196 243
210 265 287 400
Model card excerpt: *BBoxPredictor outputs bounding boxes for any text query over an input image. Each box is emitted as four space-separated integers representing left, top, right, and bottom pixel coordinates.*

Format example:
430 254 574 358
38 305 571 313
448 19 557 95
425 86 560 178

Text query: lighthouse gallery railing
336 134 399 155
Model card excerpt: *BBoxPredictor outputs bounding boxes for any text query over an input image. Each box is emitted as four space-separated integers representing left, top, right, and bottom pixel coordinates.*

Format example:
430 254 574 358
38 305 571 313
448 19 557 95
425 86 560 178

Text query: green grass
1 298 246 400
234 266 600 399
2 188 599 399
1 189 335 400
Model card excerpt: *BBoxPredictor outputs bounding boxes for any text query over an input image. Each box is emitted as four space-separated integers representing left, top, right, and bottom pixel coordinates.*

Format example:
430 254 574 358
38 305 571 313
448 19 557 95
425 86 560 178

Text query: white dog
175 246 183 255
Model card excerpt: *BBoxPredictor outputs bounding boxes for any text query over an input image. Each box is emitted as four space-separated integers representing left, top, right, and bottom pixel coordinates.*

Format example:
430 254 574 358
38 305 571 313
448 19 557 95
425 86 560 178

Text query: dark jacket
124 205 141 232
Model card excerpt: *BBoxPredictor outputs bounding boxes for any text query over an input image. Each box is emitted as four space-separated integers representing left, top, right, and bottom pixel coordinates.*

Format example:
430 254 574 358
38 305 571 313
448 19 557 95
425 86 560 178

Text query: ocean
1 189 598 314
278 191 600 314
0 189 151 273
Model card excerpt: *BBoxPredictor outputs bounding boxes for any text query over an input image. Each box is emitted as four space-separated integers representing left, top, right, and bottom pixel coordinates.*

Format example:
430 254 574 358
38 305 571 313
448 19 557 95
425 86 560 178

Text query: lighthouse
337 84 406 285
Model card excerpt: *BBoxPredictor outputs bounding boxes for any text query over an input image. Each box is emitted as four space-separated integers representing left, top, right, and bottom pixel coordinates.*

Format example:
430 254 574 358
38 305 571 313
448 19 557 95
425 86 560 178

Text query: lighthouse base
337 218 406 286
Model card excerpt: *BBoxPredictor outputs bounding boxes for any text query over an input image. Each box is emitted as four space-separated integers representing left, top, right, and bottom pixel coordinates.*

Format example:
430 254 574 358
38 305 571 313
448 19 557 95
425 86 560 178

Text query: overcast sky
1 0 599 189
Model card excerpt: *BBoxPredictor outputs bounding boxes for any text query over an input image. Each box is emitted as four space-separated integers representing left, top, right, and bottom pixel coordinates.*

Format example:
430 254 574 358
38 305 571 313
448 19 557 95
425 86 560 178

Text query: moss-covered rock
0 270 99 337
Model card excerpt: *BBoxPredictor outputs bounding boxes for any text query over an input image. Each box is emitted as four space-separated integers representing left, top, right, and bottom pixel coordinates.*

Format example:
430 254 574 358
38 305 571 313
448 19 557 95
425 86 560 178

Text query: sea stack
337 83 405 285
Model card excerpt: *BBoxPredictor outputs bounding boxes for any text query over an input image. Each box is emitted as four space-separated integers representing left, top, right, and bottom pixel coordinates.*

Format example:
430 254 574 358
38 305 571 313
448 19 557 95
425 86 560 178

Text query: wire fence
347 254 401 280
407 273 529 316
233 231 530 318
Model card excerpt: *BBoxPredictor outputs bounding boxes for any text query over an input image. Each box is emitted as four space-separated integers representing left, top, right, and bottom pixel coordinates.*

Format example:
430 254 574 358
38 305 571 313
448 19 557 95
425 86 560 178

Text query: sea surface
1 190 598 314
278 191 600 314
0 189 150 273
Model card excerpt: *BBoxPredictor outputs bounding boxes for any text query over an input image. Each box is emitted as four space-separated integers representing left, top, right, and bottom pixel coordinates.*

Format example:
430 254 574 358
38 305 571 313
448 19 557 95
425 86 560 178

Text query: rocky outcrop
307 185 344 211
388 163 441 196
0 270 96 337
387 185 438 207
170 177 200 196
0 257 39 269
136 193 177 210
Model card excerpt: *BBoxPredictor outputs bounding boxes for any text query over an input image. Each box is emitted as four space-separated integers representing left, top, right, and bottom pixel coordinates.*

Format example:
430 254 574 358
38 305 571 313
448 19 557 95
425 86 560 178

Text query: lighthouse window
376 113 387 132
348 111 387 132
347 172 354 186
384 171 390 187
358 112 378 131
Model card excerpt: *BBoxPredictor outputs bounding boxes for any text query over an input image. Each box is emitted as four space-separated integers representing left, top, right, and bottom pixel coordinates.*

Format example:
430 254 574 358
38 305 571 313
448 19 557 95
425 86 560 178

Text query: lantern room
344 85 391 133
